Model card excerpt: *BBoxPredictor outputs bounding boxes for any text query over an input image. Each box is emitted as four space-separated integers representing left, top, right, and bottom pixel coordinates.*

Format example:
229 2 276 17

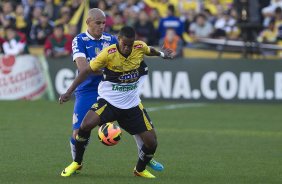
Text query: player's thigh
118 103 155 137
80 110 101 131
73 92 98 130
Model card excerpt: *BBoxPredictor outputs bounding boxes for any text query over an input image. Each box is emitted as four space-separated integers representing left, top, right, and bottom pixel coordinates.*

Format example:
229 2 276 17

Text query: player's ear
86 17 91 25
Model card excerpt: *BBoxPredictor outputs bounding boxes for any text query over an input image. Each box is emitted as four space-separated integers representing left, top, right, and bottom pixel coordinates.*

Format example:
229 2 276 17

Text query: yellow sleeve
89 50 108 71
142 41 151 55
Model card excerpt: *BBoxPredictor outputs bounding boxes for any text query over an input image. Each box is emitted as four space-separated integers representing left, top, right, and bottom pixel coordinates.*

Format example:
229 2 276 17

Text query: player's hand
160 46 174 59
163 49 173 59
59 92 72 104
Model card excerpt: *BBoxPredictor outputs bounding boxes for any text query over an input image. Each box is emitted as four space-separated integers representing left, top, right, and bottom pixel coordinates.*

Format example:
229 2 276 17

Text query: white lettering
152 71 171 98
55 69 74 95
201 71 217 99
238 72 264 99
218 72 238 99
275 72 282 99
172 72 191 99
72 37 79 53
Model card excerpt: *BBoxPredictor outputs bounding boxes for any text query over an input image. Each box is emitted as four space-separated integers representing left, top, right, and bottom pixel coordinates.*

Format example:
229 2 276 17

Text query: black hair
168 4 175 15
275 7 282 14
118 26 135 38
195 13 207 21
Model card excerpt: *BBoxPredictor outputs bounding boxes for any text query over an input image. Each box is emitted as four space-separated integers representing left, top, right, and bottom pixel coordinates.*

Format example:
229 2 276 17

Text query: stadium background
0 0 282 184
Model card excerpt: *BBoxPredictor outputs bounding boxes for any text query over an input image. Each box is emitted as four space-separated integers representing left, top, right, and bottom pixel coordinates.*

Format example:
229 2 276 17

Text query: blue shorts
72 91 98 130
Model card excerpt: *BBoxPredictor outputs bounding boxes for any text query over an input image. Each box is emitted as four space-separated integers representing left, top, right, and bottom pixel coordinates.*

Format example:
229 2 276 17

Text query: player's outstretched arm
148 46 174 59
59 65 93 104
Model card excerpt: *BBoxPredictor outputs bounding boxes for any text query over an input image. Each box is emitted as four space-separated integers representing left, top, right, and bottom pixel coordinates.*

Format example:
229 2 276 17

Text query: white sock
70 138 76 160
133 134 144 158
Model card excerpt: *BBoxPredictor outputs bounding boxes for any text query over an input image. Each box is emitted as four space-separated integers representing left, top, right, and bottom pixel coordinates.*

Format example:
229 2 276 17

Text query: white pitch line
146 103 206 112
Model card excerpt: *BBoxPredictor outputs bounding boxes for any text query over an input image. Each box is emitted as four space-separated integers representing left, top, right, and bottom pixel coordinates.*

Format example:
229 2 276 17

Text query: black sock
136 145 156 172
74 128 91 165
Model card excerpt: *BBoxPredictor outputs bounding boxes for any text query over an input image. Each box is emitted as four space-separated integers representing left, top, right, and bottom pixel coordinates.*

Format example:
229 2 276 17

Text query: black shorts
90 98 154 135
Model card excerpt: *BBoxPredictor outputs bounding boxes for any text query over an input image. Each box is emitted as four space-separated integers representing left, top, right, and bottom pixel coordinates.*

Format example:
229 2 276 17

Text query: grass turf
0 100 281 184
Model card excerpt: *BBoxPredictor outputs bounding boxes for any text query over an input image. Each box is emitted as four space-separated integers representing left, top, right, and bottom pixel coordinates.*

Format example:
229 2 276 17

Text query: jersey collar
86 30 105 40
116 43 131 59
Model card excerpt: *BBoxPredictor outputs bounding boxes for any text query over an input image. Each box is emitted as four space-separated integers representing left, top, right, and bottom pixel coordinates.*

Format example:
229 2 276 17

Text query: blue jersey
72 31 118 94
158 16 184 38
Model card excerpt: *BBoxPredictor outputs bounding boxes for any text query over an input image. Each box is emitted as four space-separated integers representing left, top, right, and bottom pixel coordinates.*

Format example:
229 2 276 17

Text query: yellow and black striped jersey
90 40 150 83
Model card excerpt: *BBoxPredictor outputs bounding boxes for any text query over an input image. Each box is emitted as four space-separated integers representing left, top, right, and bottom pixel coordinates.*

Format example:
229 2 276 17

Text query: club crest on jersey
108 48 117 54
95 47 101 55
134 44 143 49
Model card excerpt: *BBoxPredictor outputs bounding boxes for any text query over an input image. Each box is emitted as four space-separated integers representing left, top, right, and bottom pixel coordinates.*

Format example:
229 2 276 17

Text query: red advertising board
0 55 47 100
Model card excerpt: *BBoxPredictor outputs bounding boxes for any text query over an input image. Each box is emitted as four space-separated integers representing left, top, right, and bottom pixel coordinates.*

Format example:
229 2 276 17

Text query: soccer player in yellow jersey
59 26 173 178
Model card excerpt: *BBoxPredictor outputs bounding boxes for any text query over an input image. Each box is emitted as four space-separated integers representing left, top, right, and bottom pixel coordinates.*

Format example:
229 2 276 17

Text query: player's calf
136 144 157 172
74 128 91 164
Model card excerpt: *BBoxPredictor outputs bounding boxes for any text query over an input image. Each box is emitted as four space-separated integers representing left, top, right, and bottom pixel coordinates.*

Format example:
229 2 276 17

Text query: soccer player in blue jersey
67 8 163 174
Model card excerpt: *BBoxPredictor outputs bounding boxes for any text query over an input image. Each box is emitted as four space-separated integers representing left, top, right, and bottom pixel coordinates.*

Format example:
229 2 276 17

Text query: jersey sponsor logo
112 82 138 92
119 71 139 81
82 36 90 41
134 44 143 49
108 48 117 54
86 46 93 49
102 35 111 41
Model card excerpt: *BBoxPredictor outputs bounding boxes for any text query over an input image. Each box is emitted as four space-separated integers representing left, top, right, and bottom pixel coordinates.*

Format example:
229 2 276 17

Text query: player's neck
116 43 130 58
88 30 102 40
92 34 102 40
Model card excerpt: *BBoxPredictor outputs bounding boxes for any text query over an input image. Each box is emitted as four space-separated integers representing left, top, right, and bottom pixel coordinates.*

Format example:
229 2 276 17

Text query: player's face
118 36 135 56
88 15 106 38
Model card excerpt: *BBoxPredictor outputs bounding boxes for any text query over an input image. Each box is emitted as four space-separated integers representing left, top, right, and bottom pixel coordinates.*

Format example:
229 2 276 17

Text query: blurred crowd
0 0 281 58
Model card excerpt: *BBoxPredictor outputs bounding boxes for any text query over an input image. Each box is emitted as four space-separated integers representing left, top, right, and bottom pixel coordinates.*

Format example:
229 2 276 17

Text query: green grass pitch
0 100 282 184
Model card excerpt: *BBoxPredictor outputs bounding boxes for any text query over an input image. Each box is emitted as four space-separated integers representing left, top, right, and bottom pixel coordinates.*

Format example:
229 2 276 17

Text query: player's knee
72 132 77 139
146 138 158 151
72 129 79 139
152 139 158 151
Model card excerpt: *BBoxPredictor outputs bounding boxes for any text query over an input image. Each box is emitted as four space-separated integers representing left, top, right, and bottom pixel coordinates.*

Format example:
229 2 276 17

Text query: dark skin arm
76 57 103 75
147 46 174 59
